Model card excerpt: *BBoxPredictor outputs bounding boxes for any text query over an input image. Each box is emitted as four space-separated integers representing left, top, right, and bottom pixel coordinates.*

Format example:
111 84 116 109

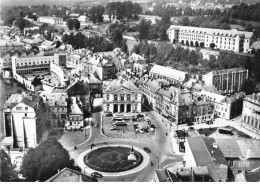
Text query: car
106 113 113 117
143 147 151 153
150 124 156 128
150 127 155 132
139 129 144 134
91 172 103 178
189 127 195 130
110 127 119 130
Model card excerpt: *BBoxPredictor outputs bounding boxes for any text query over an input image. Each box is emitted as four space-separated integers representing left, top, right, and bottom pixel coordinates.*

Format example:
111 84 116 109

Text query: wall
50 62 65 86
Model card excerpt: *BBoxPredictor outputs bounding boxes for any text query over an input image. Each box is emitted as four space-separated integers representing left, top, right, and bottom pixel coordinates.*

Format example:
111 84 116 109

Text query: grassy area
84 146 143 172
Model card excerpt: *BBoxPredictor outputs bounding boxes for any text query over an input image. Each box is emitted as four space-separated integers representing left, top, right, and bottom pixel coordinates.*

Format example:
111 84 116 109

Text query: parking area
102 112 156 139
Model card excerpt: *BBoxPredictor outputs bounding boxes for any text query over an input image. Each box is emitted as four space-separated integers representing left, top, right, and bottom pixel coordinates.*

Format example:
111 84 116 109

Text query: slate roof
215 139 260 158
46 167 97 182
187 137 213 166
150 64 188 82
104 78 140 93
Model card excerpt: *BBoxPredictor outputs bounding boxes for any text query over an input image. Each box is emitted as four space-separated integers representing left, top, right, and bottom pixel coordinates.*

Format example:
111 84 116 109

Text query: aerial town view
1 0 260 182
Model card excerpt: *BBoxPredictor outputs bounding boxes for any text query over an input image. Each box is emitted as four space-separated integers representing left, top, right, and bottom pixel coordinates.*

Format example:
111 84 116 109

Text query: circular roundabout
77 144 150 177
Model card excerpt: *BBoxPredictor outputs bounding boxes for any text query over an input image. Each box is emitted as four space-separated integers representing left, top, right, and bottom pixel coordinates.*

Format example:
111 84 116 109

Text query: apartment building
203 68 248 93
167 26 256 53
242 93 260 134
103 78 142 113
41 92 68 129
149 64 189 85
66 97 84 130
38 16 63 24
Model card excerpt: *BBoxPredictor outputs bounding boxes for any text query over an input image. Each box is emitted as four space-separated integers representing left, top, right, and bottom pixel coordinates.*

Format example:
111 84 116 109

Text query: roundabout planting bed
84 146 143 173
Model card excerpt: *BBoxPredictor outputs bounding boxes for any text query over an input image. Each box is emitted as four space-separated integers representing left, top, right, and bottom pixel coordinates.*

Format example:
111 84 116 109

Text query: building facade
38 16 63 24
242 93 260 134
203 68 248 93
167 26 256 53
41 92 68 129
0 42 25 52
103 78 142 113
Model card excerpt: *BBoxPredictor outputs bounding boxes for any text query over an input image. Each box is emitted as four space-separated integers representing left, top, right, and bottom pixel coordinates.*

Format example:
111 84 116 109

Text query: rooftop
104 78 140 93
40 92 67 107
150 64 188 82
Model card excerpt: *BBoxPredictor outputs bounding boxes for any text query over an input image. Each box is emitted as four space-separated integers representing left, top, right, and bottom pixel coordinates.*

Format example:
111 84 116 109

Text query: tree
66 19 74 30
188 50 198 65
138 19 151 39
73 19 80 30
110 28 123 47
20 11 25 18
241 79 257 95
4 16 16 26
20 137 78 181
210 43 216 49
0 149 17 181
88 5 105 24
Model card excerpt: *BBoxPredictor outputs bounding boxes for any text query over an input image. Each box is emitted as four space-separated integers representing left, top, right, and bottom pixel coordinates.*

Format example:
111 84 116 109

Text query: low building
38 16 63 25
41 92 68 129
46 167 98 182
0 42 25 52
24 26 40 37
242 93 260 134
216 138 260 176
235 170 260 182
203 68 248 93
78 15 89 23
103 78 142 113
185 137 229 182
150 64 189 85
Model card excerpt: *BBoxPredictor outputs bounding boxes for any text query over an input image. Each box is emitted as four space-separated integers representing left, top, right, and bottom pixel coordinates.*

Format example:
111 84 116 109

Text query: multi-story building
103 78 142 113
11 54 65 75
167 26 256 53
0 42 25 52
24 26 40 36
242 93 260 134
198 90 244 120
38 16 63 24
203 68 248 93
149 64 189 85
66 97 84 130
2 94 43 149
41 92 68 129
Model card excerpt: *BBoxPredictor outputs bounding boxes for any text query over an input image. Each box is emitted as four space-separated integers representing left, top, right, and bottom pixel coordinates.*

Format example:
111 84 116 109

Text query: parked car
189 127 195 130
150 127 155 132
106 113 113 117
112 122 127 126
143 147 151 153
139 129 144 134
91 172 103 178
150 124 156 128
187 122 194 126
110 127 119 130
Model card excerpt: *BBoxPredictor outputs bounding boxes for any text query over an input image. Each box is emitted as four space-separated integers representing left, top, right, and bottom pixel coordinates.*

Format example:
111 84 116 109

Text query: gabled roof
104 78 140 93
187 137 213 166
46 167 97 182
41 40 55 47
215 139 260 158
150 64 188 82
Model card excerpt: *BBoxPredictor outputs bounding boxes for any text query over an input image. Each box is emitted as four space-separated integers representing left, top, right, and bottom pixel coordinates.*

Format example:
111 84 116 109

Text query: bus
218 128 233 135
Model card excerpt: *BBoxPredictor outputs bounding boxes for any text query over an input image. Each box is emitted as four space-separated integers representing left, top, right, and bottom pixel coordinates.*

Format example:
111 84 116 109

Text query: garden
84 146 143 173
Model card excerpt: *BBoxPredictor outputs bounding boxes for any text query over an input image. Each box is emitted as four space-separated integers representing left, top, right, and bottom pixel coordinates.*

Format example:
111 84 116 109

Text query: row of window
16 107 28 110
106 94 138 101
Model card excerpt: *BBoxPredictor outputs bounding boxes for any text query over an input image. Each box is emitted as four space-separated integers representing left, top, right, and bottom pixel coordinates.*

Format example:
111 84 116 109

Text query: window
121 94 124 101
135 94 138 100
106 94 109 100
25 107 28 110
127 95 131 101
229 160 234 168
61 114 66 119
16 107 22 110
114 95 117 101
25 113 27 116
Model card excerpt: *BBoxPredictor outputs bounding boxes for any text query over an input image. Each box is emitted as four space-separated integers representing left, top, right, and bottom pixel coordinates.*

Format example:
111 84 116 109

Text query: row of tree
105 1 142 22
62 32 114 52
66 19 81 30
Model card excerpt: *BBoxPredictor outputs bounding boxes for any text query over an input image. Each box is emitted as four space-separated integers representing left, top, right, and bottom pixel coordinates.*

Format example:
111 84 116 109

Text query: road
66 102 183 182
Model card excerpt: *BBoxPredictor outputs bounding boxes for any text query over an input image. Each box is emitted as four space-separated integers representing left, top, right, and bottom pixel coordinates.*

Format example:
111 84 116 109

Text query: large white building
103 78 142 113
38 16 63 25
167 26 256 53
